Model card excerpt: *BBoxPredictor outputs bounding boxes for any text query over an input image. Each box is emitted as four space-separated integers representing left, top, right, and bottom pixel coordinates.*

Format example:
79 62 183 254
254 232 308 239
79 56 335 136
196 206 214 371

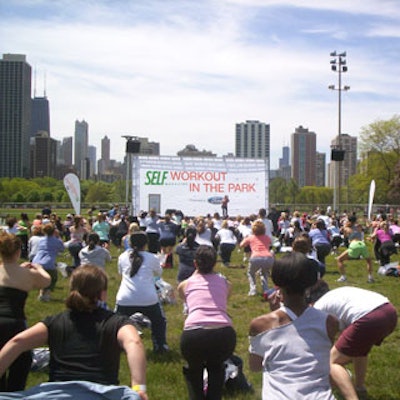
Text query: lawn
2 209 399 400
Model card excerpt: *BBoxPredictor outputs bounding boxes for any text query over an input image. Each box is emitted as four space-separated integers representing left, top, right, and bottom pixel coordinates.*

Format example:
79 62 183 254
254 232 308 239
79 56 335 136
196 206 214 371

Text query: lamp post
329 51 350 214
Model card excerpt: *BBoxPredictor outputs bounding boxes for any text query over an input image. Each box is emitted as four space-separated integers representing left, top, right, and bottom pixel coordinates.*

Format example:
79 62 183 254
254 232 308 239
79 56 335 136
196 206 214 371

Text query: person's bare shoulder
249 310 290 336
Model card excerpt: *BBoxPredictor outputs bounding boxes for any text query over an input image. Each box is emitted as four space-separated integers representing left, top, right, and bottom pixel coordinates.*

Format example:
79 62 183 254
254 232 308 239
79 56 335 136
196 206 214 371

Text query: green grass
21 243 400 400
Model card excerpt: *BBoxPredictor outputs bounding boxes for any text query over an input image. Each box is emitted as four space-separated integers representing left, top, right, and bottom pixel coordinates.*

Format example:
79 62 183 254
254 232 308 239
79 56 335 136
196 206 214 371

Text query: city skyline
2 1 400 168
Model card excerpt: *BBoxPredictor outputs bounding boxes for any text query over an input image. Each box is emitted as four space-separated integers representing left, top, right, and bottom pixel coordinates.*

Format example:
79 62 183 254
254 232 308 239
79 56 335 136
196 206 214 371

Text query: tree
11 192 25 203
287 179 300 206
85 182 113 203
359 115 400 187
269 178 289 205
27 190 41 202
388 161 400 203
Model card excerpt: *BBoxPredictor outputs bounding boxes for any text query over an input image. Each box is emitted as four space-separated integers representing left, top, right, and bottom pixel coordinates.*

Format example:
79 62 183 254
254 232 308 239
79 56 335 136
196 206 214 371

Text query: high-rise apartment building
31 96 50 137
0 54 32 178
74 119 89 178
291 125 316 187
328 133 357 187
235 120 270 160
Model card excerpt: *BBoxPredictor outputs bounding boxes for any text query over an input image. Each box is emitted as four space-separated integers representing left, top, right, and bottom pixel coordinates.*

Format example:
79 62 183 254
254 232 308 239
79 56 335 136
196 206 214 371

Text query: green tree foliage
41 191 54 202
85 182 113 203
11 192 25 203
359 115 400 188
27 190 41 202
269 177 289 204
111 179 126 203
296 186 333 205
287 179 300 205
345 173 371 204
388 161 400 203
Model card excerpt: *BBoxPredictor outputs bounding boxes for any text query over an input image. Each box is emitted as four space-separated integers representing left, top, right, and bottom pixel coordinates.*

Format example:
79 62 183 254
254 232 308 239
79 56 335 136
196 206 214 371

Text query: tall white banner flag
367 179 376 221
64 173 81 215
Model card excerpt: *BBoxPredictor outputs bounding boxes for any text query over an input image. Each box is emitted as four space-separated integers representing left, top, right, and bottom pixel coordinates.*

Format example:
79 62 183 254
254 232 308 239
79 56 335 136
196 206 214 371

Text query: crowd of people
0 203 399 399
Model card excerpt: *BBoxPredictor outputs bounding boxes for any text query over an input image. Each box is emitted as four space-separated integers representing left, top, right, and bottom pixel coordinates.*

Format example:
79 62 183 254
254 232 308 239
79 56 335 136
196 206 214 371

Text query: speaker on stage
126 140 141 154
331 149 345 161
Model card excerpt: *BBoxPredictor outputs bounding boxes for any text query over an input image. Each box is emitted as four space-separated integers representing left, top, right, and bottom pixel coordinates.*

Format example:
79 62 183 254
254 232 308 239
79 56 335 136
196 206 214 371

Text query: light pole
329 51 350 214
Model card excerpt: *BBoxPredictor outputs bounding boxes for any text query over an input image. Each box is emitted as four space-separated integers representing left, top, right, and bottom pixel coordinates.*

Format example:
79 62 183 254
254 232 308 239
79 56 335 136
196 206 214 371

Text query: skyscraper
88 145 97 177
101 135 110 169
291 125 316 187
74 119 88 178
279 145 290 169
30 131 57 178
60 136 73 167
235 120 270 160
277 145 291 181
31 96 50 137
0 54 32 178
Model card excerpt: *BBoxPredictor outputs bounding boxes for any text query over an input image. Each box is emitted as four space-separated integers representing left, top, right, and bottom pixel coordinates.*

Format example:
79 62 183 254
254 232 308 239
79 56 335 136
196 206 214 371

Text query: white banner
132 156 268 216
367 179 376 220
64 173 81 215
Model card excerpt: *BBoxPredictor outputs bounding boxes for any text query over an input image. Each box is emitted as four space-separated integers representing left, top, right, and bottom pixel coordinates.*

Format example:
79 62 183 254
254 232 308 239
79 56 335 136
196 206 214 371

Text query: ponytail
128 231 148 277
87 233 100 251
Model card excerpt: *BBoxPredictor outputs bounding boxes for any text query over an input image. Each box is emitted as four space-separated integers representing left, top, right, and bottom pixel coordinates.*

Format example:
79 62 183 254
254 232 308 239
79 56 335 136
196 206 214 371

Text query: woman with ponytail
0 265 148 399
79 233 111 269
115 231 169 353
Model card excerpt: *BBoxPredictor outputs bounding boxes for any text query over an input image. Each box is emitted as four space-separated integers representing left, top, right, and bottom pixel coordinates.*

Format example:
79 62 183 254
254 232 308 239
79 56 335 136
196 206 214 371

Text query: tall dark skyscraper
31 96 50 137
0 54 32 178
30 132 57 178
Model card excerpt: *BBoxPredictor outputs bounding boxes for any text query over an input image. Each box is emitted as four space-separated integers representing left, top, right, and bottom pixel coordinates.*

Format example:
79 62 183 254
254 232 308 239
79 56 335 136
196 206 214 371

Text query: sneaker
154 344 170 354
367 277 375 283
337 276 347 283
248 289 257 296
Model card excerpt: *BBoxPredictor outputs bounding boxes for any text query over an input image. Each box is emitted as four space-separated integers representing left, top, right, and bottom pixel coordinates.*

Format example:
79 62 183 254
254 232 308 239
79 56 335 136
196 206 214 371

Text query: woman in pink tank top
178 245 236 400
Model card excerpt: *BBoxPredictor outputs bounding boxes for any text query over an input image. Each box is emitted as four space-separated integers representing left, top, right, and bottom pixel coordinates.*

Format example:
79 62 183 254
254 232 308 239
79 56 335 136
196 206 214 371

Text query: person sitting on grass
0 264 148 400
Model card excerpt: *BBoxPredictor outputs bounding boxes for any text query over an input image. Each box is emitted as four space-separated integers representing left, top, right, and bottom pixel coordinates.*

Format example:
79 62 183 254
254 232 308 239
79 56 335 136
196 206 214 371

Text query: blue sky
1 0 399 167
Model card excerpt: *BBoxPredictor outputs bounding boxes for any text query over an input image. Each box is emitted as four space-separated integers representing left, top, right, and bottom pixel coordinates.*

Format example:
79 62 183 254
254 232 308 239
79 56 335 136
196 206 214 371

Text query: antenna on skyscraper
44 70 47 97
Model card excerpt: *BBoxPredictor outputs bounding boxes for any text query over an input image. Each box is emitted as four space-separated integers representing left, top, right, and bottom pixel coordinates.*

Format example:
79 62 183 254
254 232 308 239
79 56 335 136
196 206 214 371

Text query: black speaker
126 140 141 154
331 149 345 161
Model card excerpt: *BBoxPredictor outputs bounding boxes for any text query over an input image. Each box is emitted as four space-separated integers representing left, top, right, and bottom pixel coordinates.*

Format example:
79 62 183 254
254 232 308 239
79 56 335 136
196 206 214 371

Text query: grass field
3 210 400 400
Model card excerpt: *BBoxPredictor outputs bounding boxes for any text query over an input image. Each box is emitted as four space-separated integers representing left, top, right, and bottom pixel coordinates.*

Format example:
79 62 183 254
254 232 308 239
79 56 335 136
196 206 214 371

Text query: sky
1 0 400 168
